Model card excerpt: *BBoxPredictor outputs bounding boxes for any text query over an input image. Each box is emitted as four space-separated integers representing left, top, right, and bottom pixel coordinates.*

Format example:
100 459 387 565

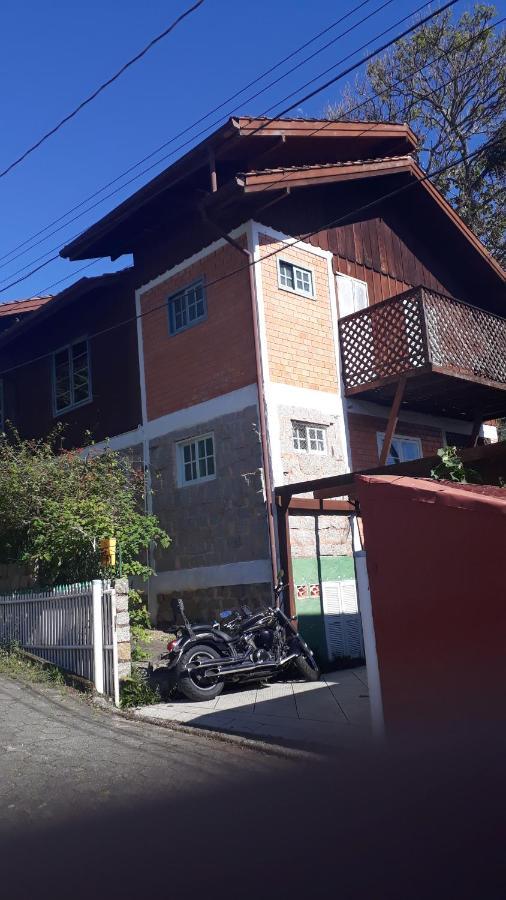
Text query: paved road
1 675 503 900
0 676 284 831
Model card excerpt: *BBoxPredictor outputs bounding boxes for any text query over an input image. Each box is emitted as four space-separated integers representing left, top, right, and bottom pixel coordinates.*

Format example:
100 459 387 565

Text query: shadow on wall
155 582 273 629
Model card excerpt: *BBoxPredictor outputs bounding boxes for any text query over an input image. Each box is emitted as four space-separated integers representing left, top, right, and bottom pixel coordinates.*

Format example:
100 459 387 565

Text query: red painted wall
356 475 506 734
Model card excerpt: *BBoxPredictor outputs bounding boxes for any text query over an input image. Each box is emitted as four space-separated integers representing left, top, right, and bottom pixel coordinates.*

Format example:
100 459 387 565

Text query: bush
0 426 170 586
120 667 160 708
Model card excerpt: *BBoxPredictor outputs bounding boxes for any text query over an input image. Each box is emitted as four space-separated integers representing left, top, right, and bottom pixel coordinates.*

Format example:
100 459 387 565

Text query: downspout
199 207 278 586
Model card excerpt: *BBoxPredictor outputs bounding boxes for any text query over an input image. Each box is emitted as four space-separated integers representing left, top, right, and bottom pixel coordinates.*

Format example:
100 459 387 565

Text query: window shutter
322 580 364 660
352 279 369 311
321 583 346 657
336 275 355 317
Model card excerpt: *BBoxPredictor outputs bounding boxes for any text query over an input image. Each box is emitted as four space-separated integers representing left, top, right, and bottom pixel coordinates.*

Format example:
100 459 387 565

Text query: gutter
199 207 278 586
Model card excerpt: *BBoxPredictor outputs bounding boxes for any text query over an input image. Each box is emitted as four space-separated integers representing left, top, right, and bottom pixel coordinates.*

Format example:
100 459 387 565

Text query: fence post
92 579 104 694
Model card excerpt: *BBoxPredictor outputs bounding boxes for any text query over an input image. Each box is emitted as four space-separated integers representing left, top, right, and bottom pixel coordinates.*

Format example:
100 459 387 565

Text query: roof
60 116 418 261
0 269 132 350
0 296 52 317
275 440 506 501
237 156 415 191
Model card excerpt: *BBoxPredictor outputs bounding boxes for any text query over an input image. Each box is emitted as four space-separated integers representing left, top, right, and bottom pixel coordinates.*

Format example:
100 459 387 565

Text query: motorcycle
150 576 320 702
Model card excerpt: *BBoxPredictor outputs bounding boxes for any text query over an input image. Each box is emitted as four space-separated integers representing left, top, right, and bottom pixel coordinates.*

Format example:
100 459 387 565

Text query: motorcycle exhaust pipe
187 654 298 678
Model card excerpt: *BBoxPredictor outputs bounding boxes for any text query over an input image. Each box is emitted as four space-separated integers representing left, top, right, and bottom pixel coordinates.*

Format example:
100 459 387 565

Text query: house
2 116 505 660
0 295 52 334
0 270 140 446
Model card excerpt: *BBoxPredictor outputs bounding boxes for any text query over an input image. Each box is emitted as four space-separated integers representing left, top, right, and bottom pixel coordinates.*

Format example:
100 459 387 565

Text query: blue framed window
168 280 206 335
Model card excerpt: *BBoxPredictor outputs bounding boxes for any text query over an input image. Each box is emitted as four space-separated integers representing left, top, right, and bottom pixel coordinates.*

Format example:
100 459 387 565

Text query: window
168 281 206 335
377 433 422 465
53 340 91 414
292 421 327 454
278 260 314 298
0 379 4 432
177 433 216 486
445 430 489 448
336 274 369 317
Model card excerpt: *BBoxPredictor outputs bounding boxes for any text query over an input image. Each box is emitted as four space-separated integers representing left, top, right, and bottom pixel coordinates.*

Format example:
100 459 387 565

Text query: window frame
167 279 207 336
277 259 315 300
52 338 92 417
292 420 328 455
176 432 216 487
376 432 422 465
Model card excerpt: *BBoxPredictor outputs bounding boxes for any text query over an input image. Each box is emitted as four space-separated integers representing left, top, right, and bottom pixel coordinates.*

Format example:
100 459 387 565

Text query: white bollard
92 579 104 695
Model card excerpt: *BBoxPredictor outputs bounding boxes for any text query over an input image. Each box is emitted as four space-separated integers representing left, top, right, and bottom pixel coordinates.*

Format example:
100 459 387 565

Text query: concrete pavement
134 666 371 752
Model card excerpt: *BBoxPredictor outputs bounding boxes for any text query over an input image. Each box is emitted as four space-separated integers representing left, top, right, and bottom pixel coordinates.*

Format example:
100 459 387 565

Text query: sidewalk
133 666 371 754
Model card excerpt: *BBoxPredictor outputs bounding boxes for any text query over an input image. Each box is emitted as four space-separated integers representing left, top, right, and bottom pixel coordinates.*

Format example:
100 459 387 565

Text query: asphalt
0 675 285 832
1 674 504 900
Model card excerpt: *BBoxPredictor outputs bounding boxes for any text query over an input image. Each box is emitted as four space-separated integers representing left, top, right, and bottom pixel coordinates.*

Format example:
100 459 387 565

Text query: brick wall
140 238 257 421
258 233 338 392
348 412 444 470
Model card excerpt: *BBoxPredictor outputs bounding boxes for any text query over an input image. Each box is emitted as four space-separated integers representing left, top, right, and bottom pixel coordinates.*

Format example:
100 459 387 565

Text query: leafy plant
0 426 170 586
0 642 65 686
430 446 482 483
120 667 160 708
128 589 152 661
326 4 506 264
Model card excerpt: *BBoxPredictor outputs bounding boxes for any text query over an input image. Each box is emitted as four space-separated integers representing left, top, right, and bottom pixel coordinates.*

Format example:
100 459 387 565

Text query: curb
116 704 320 761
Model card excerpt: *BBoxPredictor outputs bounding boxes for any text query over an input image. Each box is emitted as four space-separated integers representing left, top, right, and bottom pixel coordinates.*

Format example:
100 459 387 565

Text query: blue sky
0 0 503 301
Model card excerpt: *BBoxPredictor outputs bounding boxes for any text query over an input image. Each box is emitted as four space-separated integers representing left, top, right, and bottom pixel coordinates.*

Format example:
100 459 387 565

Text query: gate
0 579 120 705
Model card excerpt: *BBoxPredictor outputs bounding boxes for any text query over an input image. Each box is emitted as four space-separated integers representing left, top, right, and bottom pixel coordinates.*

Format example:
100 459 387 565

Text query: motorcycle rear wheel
293 639 320 682
178 644 225 702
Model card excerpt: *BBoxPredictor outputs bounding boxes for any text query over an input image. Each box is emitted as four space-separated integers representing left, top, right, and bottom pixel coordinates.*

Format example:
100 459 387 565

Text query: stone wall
149 403 269 572
156 582 273 628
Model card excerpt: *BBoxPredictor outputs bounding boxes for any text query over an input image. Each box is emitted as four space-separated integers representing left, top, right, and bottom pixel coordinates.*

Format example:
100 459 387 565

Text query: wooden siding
0 282 140 448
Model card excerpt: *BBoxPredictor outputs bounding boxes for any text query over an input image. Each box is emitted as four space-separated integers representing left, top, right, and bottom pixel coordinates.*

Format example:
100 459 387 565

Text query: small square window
177 433 216 486
278 260 314 298
292 421 327 454
168 281 207 335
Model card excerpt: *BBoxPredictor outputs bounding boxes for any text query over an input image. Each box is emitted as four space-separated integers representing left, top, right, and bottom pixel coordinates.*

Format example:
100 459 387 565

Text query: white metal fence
0 579 120 705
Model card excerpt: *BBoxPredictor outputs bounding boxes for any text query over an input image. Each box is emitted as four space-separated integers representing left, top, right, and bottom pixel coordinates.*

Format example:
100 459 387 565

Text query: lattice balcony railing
339 286 506 394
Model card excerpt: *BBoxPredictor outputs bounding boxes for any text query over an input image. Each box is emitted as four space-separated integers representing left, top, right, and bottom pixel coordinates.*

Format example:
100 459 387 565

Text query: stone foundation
156 582 273 628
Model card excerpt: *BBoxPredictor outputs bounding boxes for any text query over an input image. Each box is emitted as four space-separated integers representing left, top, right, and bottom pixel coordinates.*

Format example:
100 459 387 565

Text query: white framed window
278 259 315 299
292 421 327 454
52 339 91 415
377 432 422 465
177 433 216 486
336 273 369 317
168 280 207 335
0 379 4 433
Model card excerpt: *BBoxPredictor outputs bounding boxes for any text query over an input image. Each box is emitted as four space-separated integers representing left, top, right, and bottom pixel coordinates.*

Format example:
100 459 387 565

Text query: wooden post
208 148 217 193
379 375 407 466
277 502 296 618
469 415 482 448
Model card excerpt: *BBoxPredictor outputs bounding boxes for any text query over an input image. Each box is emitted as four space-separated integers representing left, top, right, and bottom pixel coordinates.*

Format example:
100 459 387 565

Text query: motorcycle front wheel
178 644 225 702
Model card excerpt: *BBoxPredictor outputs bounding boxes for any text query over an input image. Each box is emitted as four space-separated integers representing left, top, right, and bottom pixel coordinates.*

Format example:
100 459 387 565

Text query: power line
244 0 460 132
0 0 391 272
0 0 206 181
0 135 500 380
0 0 461 295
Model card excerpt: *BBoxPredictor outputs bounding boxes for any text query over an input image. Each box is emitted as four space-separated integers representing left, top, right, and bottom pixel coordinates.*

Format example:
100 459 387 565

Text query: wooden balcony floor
352 369 506 421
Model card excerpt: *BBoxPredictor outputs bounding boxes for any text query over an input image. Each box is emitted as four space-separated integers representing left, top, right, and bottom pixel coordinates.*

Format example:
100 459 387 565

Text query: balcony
339 287 506 420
